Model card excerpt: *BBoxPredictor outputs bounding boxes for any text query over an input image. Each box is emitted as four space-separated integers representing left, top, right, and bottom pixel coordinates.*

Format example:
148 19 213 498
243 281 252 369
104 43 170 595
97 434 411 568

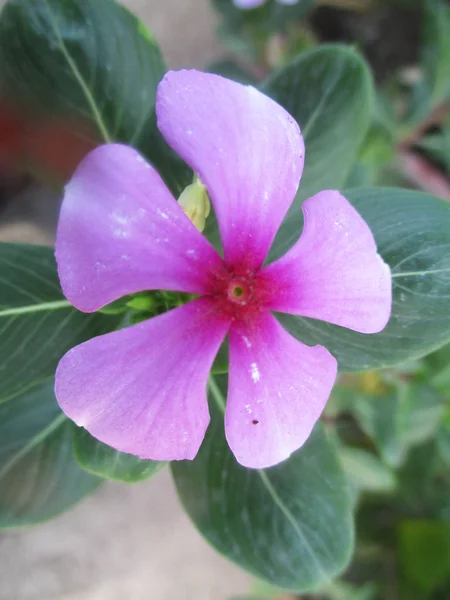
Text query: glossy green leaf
0 243 119 404
0 0 188 191
262 45 374 259
0 380 101 528
171 376 354 592
279 188 450 371
73 427 166 483
0 0 165 143
398 519 450 596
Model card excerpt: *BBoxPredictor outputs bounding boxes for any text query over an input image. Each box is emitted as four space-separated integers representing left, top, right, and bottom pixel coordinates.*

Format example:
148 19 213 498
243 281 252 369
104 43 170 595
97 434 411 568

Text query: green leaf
171 376 354 593
398 519 450 596
320 580 377 600
406 0 450 125
338 446 396 494
0 0 165 143
398 439 450 519
0 243 119 404
421 0 450 107
417 126 450 173
354 384 444 468
345 121 395 187
436 421 450 468
423 343 450 392
73 427 166 483
0 0 187 191
249 580 288 598
279 188 450 371
229 579 285 600
0 380 101 528
263 45 373 259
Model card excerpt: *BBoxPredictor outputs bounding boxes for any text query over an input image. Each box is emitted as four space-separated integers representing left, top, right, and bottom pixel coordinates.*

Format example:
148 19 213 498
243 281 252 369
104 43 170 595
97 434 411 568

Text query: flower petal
225 312 337 469
262 190 392 334
55 299 230 461
56 144 223 312
156 70 304 270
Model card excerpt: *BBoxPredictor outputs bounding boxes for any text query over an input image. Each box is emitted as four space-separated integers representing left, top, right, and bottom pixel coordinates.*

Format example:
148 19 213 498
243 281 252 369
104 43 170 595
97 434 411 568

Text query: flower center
227 279 251 305
207 265 273 321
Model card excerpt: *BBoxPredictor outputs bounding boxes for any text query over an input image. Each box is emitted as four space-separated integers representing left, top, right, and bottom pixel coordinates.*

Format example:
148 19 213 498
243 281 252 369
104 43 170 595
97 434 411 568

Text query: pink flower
55 70 391 469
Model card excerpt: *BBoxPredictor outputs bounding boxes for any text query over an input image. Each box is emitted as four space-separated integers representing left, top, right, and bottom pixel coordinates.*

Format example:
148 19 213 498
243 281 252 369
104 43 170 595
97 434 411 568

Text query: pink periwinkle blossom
55 70 392 469
233 0 299 9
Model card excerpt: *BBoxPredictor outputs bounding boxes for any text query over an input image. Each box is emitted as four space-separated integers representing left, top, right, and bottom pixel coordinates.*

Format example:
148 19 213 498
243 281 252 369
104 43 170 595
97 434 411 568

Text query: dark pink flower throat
207 264 272 321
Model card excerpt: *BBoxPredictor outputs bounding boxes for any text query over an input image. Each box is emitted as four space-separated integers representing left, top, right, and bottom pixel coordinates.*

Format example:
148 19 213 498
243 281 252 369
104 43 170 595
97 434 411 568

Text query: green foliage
0 0 189 194
353 384 444 468
0 243 120 404
422 343 450 393
418 123 450 174
338 446 396 494
398 434 450 520
345 121 395 187
419 0 450 110
0 380 101 528
319 580 377 600
398 520 450 598
324 347 450 599
73 428 166 483
172 376 354 593
400 0 450 129
0 0 165 145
